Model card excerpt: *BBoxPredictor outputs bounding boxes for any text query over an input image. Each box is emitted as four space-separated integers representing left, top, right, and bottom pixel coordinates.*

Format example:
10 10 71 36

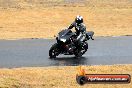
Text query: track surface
0 36 132 68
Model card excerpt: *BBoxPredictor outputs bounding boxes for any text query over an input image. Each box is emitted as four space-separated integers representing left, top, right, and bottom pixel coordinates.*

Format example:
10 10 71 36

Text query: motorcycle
49 28 90 58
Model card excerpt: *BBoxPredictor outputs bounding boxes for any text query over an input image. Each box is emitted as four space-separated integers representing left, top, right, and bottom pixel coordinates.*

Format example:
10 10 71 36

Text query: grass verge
0 64 132 88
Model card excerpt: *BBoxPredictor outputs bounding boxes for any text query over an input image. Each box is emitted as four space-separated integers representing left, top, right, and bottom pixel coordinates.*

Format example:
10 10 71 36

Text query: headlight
60 38 66 42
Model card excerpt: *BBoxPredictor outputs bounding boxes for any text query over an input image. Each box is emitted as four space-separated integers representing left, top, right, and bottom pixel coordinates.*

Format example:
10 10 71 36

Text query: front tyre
49 43 60 58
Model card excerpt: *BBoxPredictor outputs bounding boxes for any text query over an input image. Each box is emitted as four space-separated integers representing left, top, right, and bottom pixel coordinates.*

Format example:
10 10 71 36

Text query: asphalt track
0 36 132 68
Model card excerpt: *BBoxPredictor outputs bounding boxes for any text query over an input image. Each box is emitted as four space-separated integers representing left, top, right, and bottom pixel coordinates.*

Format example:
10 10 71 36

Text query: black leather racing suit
68 21 86 42
68 21 86 51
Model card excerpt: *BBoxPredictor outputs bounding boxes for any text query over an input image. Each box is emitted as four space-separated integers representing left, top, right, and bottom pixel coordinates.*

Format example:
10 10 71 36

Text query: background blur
0 0 132 39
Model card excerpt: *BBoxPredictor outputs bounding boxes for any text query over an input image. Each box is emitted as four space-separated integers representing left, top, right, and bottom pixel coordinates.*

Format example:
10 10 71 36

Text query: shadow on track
49 56 88 66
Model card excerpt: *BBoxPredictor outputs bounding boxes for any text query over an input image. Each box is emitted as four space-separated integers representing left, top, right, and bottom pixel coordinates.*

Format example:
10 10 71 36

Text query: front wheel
49 43 60 58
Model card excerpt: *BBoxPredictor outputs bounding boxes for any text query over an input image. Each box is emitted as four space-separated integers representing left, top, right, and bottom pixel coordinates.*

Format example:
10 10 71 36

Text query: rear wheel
81 42 88 55
49 43 60 58
74 42 88 57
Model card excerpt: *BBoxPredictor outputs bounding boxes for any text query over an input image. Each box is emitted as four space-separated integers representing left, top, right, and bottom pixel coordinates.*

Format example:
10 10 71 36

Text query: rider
68 15 87 54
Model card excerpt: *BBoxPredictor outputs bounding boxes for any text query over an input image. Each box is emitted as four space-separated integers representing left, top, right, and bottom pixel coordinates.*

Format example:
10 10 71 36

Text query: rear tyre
49 43 60 58
81 42 88 55
74 42 88 58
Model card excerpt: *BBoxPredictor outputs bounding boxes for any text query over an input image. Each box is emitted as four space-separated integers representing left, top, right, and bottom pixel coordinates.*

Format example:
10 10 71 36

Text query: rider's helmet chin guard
75 15 83 25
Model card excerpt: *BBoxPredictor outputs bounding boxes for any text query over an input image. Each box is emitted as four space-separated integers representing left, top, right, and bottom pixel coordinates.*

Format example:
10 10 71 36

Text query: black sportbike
49 29 90 58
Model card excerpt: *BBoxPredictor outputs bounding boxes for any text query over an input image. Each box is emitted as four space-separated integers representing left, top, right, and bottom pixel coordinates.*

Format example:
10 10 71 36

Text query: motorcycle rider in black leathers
68 15 87 56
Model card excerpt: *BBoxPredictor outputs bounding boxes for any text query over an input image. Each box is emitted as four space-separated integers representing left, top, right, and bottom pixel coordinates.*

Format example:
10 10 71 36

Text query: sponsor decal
76 66 131 85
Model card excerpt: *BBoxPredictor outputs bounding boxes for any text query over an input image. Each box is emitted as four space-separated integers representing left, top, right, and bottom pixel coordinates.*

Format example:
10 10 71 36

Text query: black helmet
75 15 83 24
